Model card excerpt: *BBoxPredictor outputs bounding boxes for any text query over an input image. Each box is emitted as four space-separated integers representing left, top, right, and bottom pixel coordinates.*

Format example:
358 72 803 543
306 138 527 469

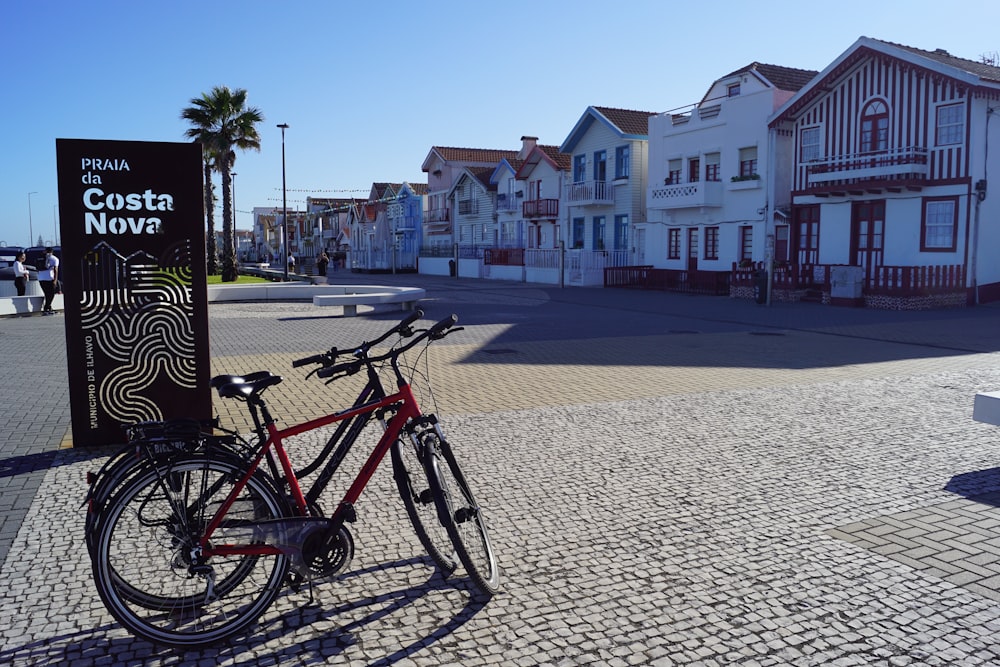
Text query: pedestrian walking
316 252 329 277
38 247 59 315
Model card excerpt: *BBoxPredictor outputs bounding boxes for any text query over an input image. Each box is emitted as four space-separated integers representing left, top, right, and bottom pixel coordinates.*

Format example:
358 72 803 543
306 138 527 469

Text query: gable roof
447 167 497 198
772 36 1000 124
560 106 656 153
491 158 525 184
422 146 520 172
719 62 818 93
879 39 1000 82
514 144 571 179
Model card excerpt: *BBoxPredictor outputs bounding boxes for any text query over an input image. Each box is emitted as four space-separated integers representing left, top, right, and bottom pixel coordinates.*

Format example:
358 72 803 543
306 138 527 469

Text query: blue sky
2 0 998 247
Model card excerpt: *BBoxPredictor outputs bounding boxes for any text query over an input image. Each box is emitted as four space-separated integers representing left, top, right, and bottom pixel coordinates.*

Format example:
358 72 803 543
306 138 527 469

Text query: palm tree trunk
220 163 238 282
204 159 219 275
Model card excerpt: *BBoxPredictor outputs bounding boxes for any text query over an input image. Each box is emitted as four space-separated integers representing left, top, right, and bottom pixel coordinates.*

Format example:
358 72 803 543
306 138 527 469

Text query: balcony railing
496 194 520 212
648 180 723 209
523 198 559 218
426 208 449 222
806 146 929 187
564 180 614 206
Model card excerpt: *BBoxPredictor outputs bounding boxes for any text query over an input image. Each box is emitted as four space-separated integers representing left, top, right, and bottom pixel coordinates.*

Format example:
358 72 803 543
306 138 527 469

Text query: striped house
769 37 1000 308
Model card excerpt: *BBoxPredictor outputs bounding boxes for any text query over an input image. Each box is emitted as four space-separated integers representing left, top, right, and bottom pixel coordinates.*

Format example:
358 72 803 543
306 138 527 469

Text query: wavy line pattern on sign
81 240 196 423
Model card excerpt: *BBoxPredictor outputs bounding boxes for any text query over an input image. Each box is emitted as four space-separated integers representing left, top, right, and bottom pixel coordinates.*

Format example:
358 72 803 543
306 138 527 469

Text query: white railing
806 146 929 184
564 180 614 205
648 181 723 209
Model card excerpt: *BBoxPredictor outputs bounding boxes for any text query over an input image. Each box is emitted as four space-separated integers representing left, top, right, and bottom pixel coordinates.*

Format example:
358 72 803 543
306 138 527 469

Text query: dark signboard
56 139 211 447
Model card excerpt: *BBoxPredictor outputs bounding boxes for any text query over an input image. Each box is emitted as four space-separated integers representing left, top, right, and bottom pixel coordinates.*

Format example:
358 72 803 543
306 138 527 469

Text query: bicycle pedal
454 507 477 524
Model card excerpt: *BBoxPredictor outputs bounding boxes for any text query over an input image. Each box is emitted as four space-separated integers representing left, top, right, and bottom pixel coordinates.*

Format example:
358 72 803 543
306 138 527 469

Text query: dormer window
727 82 740 97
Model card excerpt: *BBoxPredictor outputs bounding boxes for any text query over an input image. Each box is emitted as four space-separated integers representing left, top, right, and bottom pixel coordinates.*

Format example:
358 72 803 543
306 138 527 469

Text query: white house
559 106 654 282
770 37 1000 308
644 63 817 276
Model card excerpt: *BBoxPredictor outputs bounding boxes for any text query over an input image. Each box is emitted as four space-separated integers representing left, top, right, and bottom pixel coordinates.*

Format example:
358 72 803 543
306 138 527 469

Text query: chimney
519 136 538 159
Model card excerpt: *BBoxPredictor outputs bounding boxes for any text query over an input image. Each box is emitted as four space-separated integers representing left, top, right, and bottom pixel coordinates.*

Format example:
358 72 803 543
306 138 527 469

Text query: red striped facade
769 39 1000 305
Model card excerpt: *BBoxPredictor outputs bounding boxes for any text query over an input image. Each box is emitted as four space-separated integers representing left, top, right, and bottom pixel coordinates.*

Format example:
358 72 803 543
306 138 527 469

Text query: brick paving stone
4 279 1000 664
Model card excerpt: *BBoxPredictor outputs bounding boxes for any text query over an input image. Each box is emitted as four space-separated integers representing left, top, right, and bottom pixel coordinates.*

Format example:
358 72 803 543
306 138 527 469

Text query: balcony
426 208 449 223
496 193 520 213
564 180 614 206
805 146 928 192
523 198 559 219
648 180 723 210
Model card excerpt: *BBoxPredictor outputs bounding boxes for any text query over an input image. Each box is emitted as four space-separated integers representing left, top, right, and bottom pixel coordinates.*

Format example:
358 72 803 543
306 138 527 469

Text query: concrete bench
0 294 63 317
973 392 1000 426
312 286 425 316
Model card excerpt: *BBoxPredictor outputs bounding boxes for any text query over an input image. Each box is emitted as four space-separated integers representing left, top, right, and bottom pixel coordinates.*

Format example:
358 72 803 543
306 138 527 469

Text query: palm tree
201 151 220 275
181 86 263 282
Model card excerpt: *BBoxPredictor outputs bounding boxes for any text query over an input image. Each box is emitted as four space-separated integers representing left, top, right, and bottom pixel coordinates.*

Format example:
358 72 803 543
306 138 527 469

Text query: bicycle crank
301 524 355 579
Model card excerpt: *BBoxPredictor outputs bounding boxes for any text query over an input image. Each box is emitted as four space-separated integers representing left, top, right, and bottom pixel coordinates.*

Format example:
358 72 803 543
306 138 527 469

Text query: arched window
860 99 889 153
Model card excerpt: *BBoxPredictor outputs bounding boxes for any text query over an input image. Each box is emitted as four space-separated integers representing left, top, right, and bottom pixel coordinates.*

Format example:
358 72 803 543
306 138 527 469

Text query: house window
572 217 585 248
740 226 753 261
614 215 628 251
573 155 586 182
728 82 740 97
704 227 719 260
800 127 821 162
667 159 682 185
739 147 758 177
860 99 889 153
615 146 630 179
922 197 958 251
593 150 607 182
936 104 964 146
688 158 701 183
705 153 721 182
668 228 680 259
593 216 606 250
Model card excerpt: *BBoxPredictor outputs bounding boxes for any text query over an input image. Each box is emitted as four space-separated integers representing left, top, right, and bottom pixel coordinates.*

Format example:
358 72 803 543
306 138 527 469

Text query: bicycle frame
198 381 424 559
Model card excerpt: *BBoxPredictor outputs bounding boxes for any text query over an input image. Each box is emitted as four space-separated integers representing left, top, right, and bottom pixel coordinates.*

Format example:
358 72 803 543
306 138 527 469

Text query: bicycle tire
425 434 500 595
391 436 458 575
92 454 290 649
95 452 283 612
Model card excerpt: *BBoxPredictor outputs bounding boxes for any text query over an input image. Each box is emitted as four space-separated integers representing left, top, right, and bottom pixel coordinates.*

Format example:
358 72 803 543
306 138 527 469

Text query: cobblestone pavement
3 276 1000 665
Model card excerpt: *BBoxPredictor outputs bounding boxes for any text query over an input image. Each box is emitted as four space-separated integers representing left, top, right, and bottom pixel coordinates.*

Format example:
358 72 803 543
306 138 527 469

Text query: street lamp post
27 192 38 246
277 123 289 281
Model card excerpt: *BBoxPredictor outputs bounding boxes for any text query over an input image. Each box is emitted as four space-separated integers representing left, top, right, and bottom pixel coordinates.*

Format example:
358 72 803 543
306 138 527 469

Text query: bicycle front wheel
91 454 290 649
425 434 500 595
391 436 458 575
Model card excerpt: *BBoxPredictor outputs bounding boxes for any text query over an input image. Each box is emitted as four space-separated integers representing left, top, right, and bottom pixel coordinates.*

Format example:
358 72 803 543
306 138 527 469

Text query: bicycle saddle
210 370 275 389
215 374 284 399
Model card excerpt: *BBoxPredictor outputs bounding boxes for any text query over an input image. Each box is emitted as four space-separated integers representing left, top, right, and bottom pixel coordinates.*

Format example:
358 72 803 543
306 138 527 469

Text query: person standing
13 251 29 296
316 252 329 278
38 247 59 315
287 253 295 273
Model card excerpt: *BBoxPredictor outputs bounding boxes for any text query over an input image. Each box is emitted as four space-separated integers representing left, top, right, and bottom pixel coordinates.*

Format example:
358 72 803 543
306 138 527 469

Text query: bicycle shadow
0 555 492 666
0 446 111 480
944 467 1000 506
223 557 492 666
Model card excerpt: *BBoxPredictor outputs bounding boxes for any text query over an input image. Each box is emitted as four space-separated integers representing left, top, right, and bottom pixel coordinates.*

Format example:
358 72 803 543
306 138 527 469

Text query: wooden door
851 201 885 283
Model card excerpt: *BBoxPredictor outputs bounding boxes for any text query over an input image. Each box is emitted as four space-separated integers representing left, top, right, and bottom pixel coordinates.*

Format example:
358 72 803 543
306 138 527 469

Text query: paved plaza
3 274 1000 665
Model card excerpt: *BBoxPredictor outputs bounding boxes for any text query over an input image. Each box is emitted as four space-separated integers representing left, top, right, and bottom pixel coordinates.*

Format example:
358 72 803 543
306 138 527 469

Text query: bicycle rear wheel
92 454 290 649
425 434 500 595
391 436 458 575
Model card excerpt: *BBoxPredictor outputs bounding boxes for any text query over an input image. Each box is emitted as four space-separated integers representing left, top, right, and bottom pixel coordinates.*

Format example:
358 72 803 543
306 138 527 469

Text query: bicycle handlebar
313 312 459 381
292 353 332 368
290 308 426 370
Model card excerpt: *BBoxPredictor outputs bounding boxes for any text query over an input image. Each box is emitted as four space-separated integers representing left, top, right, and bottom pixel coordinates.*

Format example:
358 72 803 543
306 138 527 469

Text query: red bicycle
88 310 499 649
